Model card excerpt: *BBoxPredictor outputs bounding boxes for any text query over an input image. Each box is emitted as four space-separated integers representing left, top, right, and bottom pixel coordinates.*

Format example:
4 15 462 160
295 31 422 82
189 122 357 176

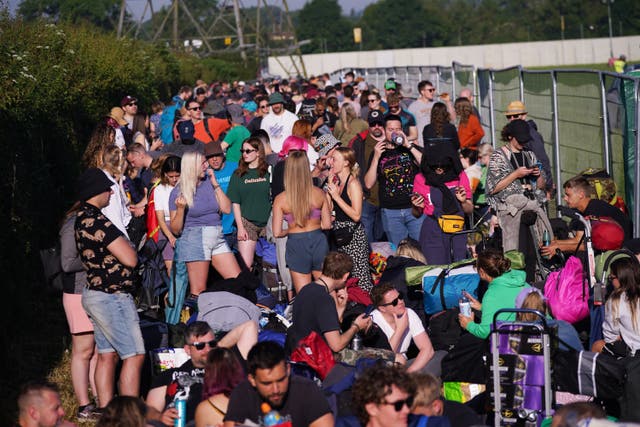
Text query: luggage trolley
490 309 554 427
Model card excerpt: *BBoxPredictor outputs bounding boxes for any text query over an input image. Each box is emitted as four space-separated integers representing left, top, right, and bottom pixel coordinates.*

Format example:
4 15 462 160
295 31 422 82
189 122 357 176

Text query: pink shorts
63 293 94 334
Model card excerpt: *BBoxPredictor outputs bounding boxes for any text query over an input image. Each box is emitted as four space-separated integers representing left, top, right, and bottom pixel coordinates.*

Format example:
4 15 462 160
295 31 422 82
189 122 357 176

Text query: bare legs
186 253 242 295
70 333 97 406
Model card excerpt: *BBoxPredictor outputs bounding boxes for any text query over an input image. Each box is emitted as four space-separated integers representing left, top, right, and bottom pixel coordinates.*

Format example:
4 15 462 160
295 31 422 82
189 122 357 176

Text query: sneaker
77 404 101 420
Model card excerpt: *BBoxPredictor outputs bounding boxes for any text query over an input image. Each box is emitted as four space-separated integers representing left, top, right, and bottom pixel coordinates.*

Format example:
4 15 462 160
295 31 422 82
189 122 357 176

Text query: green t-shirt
224 125 251 162
227 168 271 227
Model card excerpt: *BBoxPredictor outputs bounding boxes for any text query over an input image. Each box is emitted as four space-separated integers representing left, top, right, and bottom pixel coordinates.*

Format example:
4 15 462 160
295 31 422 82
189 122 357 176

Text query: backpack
544 255 589 324
428 308 462 351
135 238 170 320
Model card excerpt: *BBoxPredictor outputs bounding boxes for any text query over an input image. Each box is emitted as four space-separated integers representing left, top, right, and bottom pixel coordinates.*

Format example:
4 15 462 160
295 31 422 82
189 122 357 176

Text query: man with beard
223 341 333 427
260 92 298 154
351 110 387 244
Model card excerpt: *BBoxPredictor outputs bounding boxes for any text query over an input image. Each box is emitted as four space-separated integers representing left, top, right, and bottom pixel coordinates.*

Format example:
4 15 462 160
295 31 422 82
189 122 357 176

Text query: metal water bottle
351 333 363 351
542 229 551 247
174 397 186 427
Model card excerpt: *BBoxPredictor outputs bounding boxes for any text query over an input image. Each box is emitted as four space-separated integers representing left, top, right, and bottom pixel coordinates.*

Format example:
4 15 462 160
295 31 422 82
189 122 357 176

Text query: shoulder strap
203 118 216 143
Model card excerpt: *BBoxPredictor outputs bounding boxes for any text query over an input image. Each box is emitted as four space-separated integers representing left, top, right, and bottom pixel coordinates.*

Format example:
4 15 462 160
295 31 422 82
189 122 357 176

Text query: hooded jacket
467 269 529 339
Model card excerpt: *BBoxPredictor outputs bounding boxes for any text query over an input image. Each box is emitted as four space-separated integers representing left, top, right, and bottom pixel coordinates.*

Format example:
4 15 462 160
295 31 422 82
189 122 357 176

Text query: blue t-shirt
214 161 238 235
169 179 221 229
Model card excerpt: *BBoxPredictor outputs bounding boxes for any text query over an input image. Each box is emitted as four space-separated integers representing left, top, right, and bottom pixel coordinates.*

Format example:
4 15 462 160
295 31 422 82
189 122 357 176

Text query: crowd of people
20 71 640 427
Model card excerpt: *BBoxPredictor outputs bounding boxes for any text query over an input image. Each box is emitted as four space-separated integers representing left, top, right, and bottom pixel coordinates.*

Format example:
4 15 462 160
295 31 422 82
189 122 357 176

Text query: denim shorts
82 289 145 358
176 225 231 262
286 229 328 274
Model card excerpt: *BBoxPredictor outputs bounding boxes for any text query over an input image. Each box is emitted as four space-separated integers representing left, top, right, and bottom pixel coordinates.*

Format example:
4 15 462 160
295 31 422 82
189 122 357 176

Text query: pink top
413 172 471 216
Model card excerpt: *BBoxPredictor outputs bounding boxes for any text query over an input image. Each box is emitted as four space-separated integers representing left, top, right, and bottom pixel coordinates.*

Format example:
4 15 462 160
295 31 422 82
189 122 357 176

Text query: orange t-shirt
194 118 230 143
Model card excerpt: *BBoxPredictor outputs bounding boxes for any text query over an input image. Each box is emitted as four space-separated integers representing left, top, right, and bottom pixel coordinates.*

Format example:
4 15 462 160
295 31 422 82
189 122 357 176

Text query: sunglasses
389 105 400 110
426 88 436 92
188 106 202 111
382 395 414 412
506 114 521 119
259 105 269 109
368 99 378 103
127 102 137 106
188 339 217 350
380 294 404 307
241 148 257 154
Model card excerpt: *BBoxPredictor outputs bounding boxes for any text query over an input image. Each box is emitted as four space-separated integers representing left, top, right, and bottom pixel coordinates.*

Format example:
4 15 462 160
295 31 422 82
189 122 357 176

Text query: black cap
367 110 384 127
76 168 113 201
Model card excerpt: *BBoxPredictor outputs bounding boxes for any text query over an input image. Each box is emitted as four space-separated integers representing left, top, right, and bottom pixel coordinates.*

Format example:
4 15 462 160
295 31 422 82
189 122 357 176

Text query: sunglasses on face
609 275 618 282
188 106 201 111
426 88 436 92
127 102 137 106
506 114 521 119
368 99 378 103
241 148 257 154
389 105 400 110
188 339 217 350
380 294 404 307
382 395 414 412
260 105 269 109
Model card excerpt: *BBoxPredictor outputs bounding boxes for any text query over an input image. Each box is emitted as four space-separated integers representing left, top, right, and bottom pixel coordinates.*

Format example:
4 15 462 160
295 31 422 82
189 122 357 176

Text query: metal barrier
329 64 640 236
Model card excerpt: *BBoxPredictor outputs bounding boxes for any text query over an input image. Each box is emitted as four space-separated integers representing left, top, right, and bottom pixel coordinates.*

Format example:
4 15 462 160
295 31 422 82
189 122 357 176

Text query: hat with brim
109 107 128 126
313 133 341 157
269 92 285 105
205 140 224 158
226 104 245 125
505 100 527 116
76 168 114 201
506 119 532 144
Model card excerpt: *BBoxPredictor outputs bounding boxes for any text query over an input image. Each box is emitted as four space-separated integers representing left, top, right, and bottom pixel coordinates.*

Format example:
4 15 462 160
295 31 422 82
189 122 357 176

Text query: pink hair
279 135 308 158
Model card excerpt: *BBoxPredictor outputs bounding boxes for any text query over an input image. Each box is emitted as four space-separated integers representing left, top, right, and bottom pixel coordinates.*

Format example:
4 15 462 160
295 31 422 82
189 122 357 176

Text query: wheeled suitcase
490 308 554 427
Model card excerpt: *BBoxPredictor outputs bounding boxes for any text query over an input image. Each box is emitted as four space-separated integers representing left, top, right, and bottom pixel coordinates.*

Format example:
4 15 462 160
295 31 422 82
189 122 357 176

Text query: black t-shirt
371 146 418 209
288 282 340 350
150 360 204 424
224 376 332 426
75 203 134 293
571 199 632 241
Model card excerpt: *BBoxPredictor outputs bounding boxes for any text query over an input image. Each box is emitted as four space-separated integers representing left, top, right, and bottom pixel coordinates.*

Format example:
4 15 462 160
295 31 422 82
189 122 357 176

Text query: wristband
351 323 361 333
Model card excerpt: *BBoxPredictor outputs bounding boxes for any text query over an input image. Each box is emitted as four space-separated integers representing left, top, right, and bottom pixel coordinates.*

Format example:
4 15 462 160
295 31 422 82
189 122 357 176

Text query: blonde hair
102 145 125 179
335 146 360 178
284 151 312 228
412 373 442 409
179 151 205 208
396 238 427 264
339 103 358 132
518 290 548 322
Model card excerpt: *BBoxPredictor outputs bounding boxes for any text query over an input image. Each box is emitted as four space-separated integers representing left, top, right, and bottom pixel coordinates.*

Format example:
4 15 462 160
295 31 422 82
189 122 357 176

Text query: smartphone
363 305 375 318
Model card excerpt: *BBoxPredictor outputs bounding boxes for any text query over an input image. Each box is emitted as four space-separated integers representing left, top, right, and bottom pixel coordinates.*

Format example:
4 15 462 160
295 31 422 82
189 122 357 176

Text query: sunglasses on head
188 106 201 111
382 395 414 411
380 294 404 307
188 339 217 350
506 114 521 119
241 148 256 154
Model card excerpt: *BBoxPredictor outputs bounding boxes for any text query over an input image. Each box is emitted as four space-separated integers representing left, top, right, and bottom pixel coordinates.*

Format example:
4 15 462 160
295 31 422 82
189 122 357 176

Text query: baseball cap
367 110 385 127
177 120 195 143
384 79 397 90
120 95 137 107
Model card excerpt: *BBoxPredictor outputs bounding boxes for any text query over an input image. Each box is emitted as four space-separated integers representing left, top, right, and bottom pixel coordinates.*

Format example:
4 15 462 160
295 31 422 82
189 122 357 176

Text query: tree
18 0 124 31
296 0 354 53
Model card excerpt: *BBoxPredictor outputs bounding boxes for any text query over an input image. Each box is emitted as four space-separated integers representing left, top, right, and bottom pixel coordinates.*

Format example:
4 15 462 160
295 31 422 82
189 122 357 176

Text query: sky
7 0 379 18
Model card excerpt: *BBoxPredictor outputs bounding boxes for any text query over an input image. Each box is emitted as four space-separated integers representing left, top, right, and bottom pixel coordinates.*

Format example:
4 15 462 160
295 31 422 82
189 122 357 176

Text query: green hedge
0 15 252 420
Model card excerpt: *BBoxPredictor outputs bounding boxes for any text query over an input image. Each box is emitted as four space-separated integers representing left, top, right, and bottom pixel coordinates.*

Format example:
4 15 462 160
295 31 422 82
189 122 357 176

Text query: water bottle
351 333 363 351
261 402 285 426
174 397 186 427
459 291 472 317
542 229 551 247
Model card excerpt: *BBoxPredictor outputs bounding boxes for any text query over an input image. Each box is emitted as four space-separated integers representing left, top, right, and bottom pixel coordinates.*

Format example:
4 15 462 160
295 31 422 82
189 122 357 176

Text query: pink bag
544 256 589 324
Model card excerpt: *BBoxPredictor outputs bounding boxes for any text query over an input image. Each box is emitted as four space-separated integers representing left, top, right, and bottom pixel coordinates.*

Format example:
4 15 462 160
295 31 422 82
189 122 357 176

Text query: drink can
174 398 186 427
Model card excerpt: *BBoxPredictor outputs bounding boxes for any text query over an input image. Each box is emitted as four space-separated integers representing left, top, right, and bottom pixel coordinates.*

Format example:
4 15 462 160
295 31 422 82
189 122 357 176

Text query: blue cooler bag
406 259 480 315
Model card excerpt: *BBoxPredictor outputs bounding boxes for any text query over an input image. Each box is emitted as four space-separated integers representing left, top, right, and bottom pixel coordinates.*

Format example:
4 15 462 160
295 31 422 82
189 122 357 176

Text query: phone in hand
363 305 375 318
